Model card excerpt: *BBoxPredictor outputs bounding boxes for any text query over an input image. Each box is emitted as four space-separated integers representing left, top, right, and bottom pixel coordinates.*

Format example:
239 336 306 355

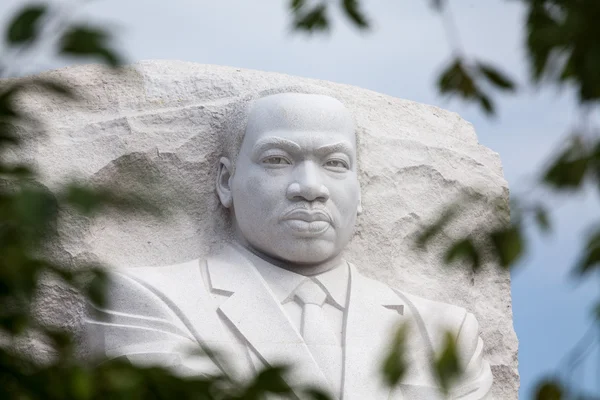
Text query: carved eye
262 156 291 165
324 159 349 170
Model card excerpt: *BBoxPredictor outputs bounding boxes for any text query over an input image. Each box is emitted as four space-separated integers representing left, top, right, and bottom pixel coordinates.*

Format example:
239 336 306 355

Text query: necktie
294 279 342 398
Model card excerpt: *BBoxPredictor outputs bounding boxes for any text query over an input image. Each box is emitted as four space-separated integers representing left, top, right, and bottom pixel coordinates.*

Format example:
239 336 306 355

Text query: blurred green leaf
12 184 58 243
381 324 408 387
6 5 46 45
293 5 329 32
416 206 457 249
0 164 33 179
45 328 73 356
438 58 496 116
430 0 444 10
433 331 462 395
59 26 121 67
534 205 551 233
543 137 589 190
251 365 291 394
341 0 369 28
85 268 108 308
477 62 516 91
290 0 304 11
0 84 23 119
575 229 600 275
490 225 524 269
535 379 563 400
444 237 481 271
303 387 334 400
525 1 600 102
62 183 162 217
70 367 93 400
32 79 78 99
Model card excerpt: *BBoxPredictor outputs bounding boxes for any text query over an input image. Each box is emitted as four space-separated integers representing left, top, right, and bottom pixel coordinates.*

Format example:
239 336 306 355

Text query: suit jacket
86 245 493 399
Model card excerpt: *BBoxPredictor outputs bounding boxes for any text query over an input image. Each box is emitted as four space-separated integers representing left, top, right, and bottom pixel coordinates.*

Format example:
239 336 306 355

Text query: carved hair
220 84 343 171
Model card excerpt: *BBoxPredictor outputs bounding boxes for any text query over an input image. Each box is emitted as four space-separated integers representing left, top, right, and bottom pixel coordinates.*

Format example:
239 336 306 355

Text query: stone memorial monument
18 61 518 399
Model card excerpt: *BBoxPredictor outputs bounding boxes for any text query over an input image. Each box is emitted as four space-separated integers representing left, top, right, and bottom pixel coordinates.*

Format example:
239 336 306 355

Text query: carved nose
287 162 330 202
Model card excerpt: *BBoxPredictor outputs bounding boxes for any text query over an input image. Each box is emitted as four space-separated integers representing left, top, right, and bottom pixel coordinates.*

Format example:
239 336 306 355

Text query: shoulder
115 258 205 291
394 289 482 365
100 258 206 318
397 290 469 332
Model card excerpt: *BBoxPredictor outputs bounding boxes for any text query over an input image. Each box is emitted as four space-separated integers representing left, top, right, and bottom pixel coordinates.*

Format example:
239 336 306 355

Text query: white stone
12 61 518 398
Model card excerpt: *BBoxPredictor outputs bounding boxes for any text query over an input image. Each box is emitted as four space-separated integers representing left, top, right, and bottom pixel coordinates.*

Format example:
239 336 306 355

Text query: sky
1 0 599 397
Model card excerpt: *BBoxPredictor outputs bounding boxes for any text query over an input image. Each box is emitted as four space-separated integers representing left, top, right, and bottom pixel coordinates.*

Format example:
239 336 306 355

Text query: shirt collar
236 245 349 309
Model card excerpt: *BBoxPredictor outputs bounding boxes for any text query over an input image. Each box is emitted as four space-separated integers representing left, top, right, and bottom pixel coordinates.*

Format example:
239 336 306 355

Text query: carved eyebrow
251 137 301 157
315 141 355 157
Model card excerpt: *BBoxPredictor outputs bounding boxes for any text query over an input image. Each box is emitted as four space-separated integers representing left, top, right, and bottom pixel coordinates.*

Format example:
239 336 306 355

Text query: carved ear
216 157 233 208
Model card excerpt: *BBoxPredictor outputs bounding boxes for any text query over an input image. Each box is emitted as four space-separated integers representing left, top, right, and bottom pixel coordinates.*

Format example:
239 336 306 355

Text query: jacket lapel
342 264 407 400
206 245 333 394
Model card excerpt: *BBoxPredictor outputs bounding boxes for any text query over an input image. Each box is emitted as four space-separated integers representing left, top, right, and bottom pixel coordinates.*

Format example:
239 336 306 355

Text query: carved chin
274 241 338 264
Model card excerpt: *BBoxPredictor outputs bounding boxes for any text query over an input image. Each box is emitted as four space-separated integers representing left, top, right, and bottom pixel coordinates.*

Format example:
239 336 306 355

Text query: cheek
232 168 283 208
334 180 361 211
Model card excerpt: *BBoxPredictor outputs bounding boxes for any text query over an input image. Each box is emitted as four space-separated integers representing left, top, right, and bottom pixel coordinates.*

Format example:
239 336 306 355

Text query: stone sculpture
87 91 493 399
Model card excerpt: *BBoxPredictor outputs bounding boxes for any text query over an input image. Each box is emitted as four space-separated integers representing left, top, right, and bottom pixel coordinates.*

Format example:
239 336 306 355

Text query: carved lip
281 209 332 224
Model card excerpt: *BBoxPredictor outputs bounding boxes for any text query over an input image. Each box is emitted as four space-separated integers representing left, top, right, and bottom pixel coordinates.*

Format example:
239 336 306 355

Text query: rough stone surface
10 60 518 397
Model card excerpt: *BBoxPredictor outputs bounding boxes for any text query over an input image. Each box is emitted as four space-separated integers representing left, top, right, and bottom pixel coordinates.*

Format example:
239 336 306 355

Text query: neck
231 240 344 276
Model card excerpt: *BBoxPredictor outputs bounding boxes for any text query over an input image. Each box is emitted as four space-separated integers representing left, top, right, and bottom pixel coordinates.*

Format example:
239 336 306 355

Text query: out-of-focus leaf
525 1 600 103
444 238 481 271
253 365 290 393
102 362 143 391
290 0 305 11
0 84 24 119
477 62 516 91
0 164 33 179
6 5 46 45
341 0 369 28
575 229 600 275
70 367 93 400
430 0 444 10
0 121 20 146
433 331 462 395
535 379 563 400
438 58 496 115
242 365 291 398
415 206 457 249
381 324 408 387
534 205 551 233
62 184 107 215
438 59 477 97
543 137 589 190
293 5 329 32
490 225 524 269
525 3 563 81
62 183 162 217
85 268 108 308
45 328 73 356
12 184 58 243
59 26 121 67
478 93 493 115
303 387 334 400
32 79 78 99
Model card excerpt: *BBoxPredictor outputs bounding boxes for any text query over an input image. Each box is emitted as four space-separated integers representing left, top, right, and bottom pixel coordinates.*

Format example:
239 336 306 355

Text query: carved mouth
281 209 332 236
281 209 332 223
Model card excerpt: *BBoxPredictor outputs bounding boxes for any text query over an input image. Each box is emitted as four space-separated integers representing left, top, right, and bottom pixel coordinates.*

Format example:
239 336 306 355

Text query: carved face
217 93 361 265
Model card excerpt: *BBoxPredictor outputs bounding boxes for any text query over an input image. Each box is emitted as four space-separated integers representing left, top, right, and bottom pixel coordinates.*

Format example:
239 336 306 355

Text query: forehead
243 93 356 147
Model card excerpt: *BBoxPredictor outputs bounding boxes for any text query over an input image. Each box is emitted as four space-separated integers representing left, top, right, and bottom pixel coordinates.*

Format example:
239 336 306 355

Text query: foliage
286 0 600 398
0 3 331 400
2 0 600 399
